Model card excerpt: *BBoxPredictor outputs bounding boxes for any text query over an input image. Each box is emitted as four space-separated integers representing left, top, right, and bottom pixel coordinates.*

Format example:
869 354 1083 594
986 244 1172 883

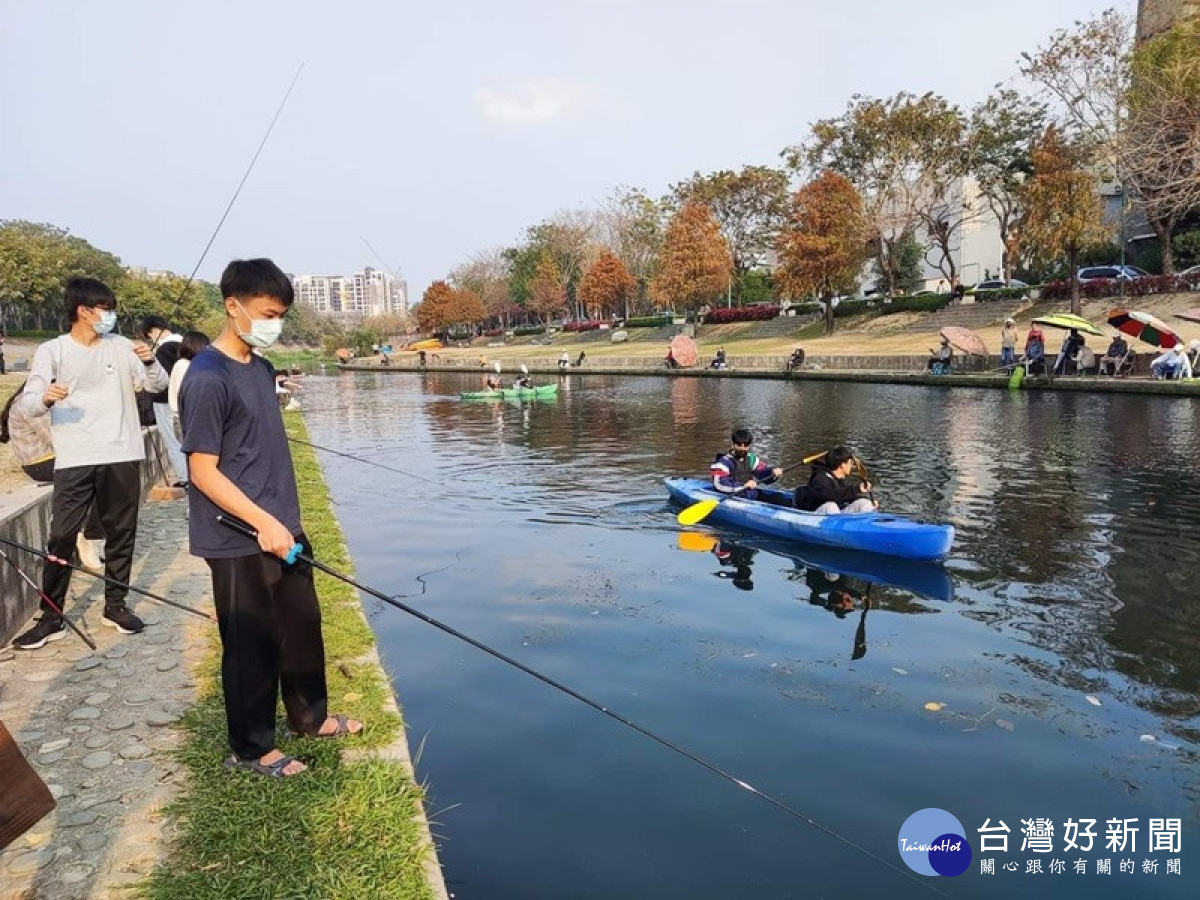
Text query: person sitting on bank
1053 329 1084 376
793 446 876 514
927 337 953 373
558 351 570 370
1073 343 1097 376
1098 334 1130 376
1024 327 1047 376
1151 345 1190 380
665 347 680 369
786 346 806 372
710 347 728 370
710 428 783 501
1186 339 1200 375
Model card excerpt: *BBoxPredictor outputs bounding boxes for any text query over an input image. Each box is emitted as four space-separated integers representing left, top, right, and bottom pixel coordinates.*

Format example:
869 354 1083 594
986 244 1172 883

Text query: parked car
1179 264 1200 279
974 279 1028 291
1077 265 1150 283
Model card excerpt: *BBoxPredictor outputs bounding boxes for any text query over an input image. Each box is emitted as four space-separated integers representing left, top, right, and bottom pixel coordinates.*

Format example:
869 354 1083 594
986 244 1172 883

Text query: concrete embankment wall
0 429 173 644
339 356 1200 397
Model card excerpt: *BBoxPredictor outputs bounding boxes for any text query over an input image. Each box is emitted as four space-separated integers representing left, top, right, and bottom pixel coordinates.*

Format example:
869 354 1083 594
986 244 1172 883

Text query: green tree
872 233 923 296
670 166 789 300
116 272 218 333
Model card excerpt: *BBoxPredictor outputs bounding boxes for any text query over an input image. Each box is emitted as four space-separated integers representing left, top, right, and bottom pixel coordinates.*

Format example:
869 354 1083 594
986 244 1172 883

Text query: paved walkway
0 497 208 900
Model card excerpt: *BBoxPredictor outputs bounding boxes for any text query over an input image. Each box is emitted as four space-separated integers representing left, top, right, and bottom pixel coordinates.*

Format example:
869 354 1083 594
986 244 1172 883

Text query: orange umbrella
939 326 987 356
669 334 699 368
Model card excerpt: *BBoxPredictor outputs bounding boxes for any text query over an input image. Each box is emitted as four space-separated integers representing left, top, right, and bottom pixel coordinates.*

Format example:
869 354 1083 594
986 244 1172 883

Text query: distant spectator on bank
1186 339 1200 375
1053 329 1084 376
1098 334 1130 376
168 331 212 437
1073 344 1097 376
11 277 168 649
665 346 679 369
786 346 806 372
1024 327 1047 376
140 315 185 486
418 350 427 367
710 347 728 369
1000 318 1018 368
558 351 570 370
1151 345 1190 380
927 336 953 374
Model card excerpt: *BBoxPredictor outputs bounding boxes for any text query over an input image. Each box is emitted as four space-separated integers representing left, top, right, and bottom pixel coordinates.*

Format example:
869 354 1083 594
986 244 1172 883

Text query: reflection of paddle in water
851 592 872 661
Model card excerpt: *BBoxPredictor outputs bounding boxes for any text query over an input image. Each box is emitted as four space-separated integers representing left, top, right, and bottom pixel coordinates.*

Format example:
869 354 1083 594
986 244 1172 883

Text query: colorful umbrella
668 334 699 368
1175 307 1200 325
1031 313 1105 337
939 326 987 356
1106 308 1182 348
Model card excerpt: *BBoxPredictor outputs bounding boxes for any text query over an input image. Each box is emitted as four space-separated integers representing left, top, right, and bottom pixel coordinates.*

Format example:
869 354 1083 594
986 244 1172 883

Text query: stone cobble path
0 498 208 900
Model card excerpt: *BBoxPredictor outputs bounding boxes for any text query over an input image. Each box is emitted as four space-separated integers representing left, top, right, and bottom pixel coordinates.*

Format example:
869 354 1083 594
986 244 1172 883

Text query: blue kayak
665 477 955 562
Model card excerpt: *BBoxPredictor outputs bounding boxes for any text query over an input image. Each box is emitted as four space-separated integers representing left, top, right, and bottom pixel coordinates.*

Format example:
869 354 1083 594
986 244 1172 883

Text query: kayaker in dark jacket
710 428 783 500
793 446 876 513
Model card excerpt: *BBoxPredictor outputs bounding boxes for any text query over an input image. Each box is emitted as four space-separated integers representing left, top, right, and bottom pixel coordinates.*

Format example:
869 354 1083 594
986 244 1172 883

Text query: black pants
207 536 328 760
41 461 141 613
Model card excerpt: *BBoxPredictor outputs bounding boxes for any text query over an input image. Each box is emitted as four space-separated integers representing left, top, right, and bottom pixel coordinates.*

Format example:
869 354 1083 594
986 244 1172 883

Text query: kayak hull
665 477 954 562
460 384 559 400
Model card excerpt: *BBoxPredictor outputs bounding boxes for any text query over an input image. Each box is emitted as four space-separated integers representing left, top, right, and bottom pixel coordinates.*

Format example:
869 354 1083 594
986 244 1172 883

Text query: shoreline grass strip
142 413 434 900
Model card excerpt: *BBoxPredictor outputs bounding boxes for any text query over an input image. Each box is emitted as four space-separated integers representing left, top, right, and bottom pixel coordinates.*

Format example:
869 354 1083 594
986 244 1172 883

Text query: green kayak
459 384 558 400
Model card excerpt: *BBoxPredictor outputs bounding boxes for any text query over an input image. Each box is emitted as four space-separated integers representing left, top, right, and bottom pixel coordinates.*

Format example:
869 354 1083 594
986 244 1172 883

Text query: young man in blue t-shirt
180 258 361 778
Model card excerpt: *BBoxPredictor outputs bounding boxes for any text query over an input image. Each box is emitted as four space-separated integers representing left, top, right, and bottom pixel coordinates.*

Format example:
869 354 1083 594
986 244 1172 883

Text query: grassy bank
142 414 435 900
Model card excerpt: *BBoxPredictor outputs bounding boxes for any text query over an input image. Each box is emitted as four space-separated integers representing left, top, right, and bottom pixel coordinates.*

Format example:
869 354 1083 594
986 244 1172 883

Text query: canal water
299 371 1199 899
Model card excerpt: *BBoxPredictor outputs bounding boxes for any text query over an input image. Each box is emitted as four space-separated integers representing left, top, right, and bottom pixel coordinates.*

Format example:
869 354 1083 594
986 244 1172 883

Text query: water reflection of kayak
665 477 955 562
710 531 955 605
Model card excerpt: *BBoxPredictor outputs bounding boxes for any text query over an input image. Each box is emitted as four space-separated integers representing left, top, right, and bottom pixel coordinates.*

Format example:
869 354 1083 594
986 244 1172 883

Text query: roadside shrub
703 305 781 324
880 294 953 314
832 299 871 318
624 314 674 328
512 325 547 336
785 302 822 315
969 287 1030 302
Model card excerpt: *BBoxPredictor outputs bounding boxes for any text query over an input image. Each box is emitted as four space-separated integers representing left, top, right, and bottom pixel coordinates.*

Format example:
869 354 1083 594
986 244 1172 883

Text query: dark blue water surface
300 371 1199 899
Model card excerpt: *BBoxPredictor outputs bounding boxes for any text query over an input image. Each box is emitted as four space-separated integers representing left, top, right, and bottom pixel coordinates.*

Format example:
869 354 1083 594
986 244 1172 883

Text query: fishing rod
143 63 305 349
0 547 96 650
0 536 212 621
216 514 944 896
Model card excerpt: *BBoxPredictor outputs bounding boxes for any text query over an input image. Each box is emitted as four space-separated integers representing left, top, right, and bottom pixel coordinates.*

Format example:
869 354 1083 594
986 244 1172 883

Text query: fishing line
0 537 212 621
217 515 945 896
286 435 426 483
142 63 305 348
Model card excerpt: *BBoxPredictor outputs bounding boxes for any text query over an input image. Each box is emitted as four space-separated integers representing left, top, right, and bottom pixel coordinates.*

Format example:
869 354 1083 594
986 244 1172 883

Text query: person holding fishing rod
710 428 784 501
179 258 362 779
10 278 169 650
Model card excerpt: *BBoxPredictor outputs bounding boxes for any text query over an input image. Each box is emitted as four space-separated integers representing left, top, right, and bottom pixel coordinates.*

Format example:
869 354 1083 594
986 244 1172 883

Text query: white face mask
92 309 117 335
234 300 284 349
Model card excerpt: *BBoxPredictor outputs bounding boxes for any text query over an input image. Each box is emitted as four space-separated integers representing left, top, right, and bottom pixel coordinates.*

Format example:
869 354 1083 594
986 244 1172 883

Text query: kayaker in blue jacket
710 428 783 500
793 446 876 513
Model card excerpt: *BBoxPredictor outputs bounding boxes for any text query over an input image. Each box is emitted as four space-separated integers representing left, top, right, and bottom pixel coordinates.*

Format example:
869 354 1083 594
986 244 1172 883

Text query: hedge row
562 320 605 332
624 314 675 328
512 325 547 336
703 305 781 324
1040 272 1200 300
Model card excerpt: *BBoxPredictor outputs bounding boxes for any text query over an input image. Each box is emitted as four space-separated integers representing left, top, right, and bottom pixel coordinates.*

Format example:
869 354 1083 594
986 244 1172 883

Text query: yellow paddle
675 451 829 526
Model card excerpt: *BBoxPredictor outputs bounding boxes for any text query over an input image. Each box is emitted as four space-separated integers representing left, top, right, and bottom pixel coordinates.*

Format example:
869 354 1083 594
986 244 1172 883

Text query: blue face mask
92 309 117 335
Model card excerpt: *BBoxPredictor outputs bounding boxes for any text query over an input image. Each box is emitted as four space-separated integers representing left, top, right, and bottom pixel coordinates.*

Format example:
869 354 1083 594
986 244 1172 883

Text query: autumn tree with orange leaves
578 250 636 319
651 201 731 312
413 280 455 333
527 253 567 322
775 171 867 335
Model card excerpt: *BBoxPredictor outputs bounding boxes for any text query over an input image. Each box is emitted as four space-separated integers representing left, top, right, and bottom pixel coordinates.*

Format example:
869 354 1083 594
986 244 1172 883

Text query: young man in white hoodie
12 277 168 649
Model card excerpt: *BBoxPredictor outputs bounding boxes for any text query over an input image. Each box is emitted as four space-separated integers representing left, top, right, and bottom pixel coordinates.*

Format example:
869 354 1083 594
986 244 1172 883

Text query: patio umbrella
1031 313 1105 337
1175 307 1200 325
1106 308 1182 348
669 334 699 368
939 326 987 356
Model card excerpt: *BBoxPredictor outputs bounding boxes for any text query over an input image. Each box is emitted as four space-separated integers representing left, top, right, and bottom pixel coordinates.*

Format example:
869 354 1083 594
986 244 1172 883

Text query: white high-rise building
291 267 408 322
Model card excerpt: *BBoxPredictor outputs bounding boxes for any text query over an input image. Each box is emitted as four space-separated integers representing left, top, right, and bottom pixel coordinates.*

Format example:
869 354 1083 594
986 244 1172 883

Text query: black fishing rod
0 536 212 621
0 547 96 650
216 515 943 896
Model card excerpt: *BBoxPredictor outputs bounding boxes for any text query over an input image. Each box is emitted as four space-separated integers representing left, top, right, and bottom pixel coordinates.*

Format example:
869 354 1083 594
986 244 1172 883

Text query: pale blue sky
1 0 1128 296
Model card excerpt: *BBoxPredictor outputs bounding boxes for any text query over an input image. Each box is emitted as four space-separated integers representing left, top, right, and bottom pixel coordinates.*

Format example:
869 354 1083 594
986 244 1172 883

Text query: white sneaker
76 533 104 572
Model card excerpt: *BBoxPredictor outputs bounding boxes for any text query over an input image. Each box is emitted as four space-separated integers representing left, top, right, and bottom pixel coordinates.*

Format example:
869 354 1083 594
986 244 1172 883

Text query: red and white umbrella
1107 308 1182 348
939 326 987 356
668 335 699 368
